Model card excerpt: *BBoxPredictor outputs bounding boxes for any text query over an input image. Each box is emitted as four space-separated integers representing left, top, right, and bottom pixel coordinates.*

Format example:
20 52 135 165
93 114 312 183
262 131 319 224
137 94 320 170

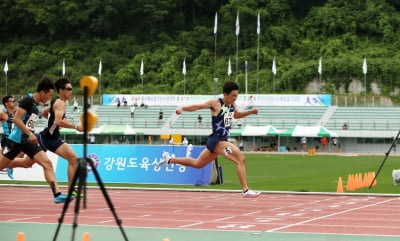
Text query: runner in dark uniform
157 81 261 198
7 78 83 197
0 95 16 179
0 77 69 204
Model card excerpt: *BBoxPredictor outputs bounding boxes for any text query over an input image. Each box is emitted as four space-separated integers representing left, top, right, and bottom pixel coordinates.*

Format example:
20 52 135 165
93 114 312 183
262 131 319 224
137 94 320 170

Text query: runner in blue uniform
0 95 17 179
157 81 261 198
0 77 69 203
6 78 83 197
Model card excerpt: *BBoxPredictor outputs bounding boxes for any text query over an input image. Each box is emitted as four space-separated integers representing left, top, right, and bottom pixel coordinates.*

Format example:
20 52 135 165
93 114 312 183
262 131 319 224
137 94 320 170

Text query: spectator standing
158 109 163 125
300 136 307 152
130 105 135 119
197 114 202 126
332 137 339 152
320 137 328 152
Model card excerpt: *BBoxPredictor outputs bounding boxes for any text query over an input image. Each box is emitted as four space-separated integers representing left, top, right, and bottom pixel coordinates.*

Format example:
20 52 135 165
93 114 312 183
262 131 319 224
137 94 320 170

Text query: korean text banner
54 144 213 186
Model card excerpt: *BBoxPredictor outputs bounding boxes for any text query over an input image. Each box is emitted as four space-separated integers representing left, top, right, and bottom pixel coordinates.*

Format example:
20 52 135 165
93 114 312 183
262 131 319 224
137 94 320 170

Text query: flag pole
235 12 239 82
245 60 248 95
213 12 217 79
140 59 144 94
213 12 218 95
256 12 260 94
98 59 102 105
4 60 8 95
363 57 367 106
318 57 322 94
182 58 186 95
5 71 7 95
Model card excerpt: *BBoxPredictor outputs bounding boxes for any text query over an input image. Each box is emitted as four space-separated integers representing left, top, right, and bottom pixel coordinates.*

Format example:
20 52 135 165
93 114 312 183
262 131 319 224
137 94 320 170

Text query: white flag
62 59 65 76
182 59 186 75
318 57 322 74
140 59 144 76
362 57 367 74
213 12 218 34
235 12 240 36
3 60 8 73
257 12 260 34
228 58 232 76
98 60 102 76
272 58 277 75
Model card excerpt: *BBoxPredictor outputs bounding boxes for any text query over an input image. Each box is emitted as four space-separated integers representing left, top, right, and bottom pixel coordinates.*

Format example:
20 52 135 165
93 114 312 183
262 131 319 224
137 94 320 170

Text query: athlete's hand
175 107 183 115
29 134 38 144
76 124 84 132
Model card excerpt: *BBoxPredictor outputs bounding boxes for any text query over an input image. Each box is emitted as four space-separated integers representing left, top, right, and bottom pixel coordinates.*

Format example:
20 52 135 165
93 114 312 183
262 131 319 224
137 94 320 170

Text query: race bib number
26 113 38 131
224 112 233 127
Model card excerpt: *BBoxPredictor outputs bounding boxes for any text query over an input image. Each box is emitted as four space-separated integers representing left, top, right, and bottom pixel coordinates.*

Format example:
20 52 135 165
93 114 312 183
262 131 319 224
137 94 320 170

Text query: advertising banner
55 144 213 186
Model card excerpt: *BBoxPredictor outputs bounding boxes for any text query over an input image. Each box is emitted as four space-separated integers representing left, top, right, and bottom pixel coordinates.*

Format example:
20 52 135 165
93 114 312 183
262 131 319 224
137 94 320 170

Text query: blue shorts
206 134 227 153
37 134 65 153
2 139 42 159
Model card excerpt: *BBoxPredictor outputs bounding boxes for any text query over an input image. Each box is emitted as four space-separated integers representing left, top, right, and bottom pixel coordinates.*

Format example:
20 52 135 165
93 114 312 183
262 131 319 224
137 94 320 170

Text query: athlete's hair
54 78 71 93
2 95 13 107
36 77 55 93
223 81 239 94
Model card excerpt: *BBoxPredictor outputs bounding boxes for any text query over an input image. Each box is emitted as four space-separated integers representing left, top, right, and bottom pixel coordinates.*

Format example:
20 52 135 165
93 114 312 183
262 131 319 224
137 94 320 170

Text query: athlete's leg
213 141 249 191
7 155 35 168
54 143 78 191
32 151 62 196
169 148 218 168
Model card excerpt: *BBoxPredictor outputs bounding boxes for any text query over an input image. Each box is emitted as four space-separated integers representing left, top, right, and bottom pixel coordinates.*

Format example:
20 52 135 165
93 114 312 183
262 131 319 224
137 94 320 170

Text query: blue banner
55 144 213 186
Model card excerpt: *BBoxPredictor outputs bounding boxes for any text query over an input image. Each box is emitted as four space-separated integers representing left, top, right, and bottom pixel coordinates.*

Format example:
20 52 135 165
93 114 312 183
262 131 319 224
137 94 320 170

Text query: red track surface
1 186 400 236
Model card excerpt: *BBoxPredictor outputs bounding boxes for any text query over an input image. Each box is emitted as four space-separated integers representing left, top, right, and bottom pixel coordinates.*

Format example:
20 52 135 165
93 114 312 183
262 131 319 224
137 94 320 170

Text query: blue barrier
55 144 213 186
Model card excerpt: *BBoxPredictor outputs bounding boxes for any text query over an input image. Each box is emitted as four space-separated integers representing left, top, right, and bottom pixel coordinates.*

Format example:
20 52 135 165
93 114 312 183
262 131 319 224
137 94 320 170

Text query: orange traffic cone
82 232 91 241
336 176 344 193
16 232 25 241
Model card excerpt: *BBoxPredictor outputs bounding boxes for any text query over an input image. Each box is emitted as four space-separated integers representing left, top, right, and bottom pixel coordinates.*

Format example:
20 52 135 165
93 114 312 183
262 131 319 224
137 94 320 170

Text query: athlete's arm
0 111 7 122
53 99 82 131
233 104 258 119
41 106 50 119
176 99 215 115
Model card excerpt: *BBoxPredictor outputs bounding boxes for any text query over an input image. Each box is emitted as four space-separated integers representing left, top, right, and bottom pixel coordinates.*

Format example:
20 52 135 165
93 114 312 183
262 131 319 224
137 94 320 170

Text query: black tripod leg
87 158 129 241
70 158 88 241
52 159 82 241
369 129 400 189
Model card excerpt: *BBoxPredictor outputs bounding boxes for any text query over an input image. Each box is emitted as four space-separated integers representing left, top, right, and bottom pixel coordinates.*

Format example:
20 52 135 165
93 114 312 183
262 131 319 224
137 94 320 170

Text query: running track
1 185 400 241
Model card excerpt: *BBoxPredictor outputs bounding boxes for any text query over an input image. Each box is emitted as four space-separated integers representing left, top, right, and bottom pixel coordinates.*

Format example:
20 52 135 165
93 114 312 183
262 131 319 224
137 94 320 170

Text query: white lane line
179 222 204 228
265 197 399 232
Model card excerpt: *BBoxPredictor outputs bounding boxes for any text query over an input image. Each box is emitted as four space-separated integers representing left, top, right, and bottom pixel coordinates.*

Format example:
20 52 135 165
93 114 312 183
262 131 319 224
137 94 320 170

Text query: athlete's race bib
26 113 38 131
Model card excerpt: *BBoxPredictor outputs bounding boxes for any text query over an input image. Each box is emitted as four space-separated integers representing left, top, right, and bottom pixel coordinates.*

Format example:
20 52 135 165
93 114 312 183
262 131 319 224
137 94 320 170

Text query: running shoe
156 152 171 169
5 168 13 179
54 194 75 204
242 189 261 198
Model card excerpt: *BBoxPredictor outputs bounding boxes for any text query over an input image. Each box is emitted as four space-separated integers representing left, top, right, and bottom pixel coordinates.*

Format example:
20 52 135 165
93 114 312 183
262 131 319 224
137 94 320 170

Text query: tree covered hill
1 0 400 98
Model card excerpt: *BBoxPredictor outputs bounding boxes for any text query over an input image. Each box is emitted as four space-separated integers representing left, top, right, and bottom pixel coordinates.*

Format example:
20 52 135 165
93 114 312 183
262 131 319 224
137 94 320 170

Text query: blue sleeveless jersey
211 98 235 138
8 94 39 144
1 108 13 137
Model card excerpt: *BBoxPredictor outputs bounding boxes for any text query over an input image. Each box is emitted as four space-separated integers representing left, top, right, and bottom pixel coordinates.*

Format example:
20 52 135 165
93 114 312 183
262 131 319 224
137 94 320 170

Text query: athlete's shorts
1 137 8 148
206 134 227 153
37 134 65 153
2 139 42 160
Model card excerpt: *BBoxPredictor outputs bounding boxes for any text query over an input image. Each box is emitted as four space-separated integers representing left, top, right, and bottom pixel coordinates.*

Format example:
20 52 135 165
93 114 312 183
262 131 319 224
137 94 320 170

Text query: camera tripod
369 129 400 189
53 81 129 241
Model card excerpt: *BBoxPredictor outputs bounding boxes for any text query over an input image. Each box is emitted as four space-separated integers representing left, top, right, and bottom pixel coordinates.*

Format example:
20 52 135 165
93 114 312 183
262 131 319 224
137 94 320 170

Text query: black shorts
1 137 7 148
206 134 227 153
2 139 42 160
37 134 65 153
